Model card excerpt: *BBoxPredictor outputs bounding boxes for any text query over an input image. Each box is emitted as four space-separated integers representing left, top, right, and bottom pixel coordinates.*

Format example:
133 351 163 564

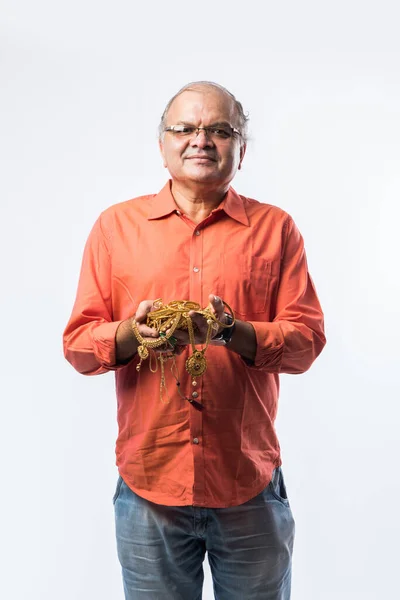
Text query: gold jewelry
146 300 235 333
131 299 235 404
149 349 158 373
170 355 204 411
159 354 171 404
131 318 169 372
184 312 211 378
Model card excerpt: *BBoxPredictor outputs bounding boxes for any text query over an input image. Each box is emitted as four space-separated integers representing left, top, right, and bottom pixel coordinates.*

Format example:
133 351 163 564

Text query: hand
166 294 226 346
132 300 172 353
116 299 180 363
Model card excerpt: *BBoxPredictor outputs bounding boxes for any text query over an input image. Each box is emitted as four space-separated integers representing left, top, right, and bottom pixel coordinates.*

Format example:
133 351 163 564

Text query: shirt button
192 391 199 398
193 437 199 445
193 267 200 273
195 230 200 236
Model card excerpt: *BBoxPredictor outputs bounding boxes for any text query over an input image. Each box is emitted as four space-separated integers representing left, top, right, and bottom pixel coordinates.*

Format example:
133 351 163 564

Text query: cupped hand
132 299 173 353
167 294 226 346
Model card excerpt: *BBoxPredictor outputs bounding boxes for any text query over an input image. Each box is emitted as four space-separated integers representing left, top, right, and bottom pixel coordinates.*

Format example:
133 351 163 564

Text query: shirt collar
217 187 249 226
147 180 249 226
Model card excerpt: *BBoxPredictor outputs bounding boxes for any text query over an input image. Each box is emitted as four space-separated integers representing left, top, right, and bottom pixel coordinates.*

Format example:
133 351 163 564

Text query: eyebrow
174 120 233 128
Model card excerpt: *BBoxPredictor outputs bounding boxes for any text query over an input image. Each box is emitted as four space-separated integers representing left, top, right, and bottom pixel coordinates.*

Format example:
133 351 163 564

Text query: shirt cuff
245 321 285 371
92 320 127 370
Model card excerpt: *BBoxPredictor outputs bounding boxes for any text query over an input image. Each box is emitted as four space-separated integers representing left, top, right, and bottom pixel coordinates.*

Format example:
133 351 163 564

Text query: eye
175 126 196 135
209 128 231 139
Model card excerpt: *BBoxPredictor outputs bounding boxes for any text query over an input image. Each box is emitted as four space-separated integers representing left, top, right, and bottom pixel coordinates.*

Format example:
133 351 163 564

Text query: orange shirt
63 181 326 507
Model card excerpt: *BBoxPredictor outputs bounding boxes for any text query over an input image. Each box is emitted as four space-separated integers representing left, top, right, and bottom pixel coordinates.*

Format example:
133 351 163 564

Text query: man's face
159 88 246 189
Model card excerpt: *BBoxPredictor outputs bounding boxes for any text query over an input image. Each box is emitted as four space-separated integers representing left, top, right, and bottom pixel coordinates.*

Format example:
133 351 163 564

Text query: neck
171 180 229 224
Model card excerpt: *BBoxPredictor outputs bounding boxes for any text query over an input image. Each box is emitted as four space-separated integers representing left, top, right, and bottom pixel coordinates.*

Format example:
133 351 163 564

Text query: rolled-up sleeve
63 215 125 375
248 216 326 374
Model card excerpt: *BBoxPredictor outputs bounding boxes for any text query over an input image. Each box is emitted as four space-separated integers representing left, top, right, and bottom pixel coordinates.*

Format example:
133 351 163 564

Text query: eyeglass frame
163 124 242 140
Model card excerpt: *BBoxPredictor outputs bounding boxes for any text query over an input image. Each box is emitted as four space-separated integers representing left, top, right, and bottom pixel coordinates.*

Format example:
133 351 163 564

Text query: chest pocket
220 254 273 316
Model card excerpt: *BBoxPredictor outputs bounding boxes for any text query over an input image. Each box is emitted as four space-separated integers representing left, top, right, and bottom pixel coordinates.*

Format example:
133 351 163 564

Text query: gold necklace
131 299 235 404
184 309 212 378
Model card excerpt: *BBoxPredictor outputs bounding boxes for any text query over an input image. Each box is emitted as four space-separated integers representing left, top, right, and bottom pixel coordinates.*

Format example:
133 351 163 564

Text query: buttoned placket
174 210 221 505
188 220 206 504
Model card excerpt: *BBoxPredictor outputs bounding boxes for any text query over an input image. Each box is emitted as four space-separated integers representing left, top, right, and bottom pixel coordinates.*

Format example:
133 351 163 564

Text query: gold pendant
138 345 149 360
185 350 207 377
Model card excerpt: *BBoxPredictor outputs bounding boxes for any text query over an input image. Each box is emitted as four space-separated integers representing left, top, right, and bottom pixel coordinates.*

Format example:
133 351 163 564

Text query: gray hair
158 81 249 144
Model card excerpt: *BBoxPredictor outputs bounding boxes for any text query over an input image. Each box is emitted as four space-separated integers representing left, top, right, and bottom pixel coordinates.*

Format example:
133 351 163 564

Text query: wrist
210 313 236 346
116 318 139 362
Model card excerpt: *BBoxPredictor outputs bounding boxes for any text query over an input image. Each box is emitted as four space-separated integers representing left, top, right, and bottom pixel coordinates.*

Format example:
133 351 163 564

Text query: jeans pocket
113 475 123 505
268 467 290 506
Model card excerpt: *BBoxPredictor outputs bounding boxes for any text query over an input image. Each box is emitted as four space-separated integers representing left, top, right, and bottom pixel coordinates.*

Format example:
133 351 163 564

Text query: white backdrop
1 1 399 599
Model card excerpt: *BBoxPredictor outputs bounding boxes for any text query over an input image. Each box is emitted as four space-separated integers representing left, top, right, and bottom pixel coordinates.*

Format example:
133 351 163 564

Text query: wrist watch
210 313 235 346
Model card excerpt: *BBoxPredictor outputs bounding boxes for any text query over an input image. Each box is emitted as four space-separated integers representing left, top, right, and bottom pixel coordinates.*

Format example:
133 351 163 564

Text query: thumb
135 300 155 322
209 294 223 314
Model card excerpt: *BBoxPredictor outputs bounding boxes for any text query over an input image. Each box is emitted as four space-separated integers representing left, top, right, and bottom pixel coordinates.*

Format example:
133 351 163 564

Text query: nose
189 129 214 148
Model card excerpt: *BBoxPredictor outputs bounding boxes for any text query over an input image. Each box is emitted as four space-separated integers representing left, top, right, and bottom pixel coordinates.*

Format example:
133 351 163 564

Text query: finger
209 294 224 318
211 294 223 308
135 300 156 322
190 313 208 333
209 294 218 311
167 329 190 344
185 310 206 333
138 324 159 338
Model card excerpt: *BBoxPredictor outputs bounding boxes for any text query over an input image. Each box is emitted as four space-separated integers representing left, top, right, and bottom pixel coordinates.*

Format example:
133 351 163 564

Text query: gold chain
147 299 235 333
131 298 235 404
159 354 171 404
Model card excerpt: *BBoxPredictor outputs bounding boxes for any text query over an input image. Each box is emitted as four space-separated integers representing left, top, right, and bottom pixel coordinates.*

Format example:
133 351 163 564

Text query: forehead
166 88 237 125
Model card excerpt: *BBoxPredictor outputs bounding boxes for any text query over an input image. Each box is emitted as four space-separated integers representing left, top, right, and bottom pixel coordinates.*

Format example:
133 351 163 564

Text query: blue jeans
114 467 295 600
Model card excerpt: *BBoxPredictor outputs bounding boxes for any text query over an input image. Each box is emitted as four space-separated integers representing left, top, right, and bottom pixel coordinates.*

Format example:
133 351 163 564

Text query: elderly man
63 81 325 600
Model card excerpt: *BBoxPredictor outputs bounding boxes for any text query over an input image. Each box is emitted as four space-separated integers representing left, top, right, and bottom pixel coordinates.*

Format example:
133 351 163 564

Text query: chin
184 166 221 182
189 174 222 185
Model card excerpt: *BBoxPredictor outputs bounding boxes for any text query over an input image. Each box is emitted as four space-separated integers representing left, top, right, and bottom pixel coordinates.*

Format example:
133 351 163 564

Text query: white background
1 1 399 599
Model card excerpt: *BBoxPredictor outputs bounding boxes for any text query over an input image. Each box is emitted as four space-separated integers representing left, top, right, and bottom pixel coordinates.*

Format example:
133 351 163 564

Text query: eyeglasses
164 124 241 140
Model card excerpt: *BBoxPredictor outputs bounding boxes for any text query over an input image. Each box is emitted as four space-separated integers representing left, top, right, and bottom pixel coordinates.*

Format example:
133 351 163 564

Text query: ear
238 142 247 170
159 139 167 168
